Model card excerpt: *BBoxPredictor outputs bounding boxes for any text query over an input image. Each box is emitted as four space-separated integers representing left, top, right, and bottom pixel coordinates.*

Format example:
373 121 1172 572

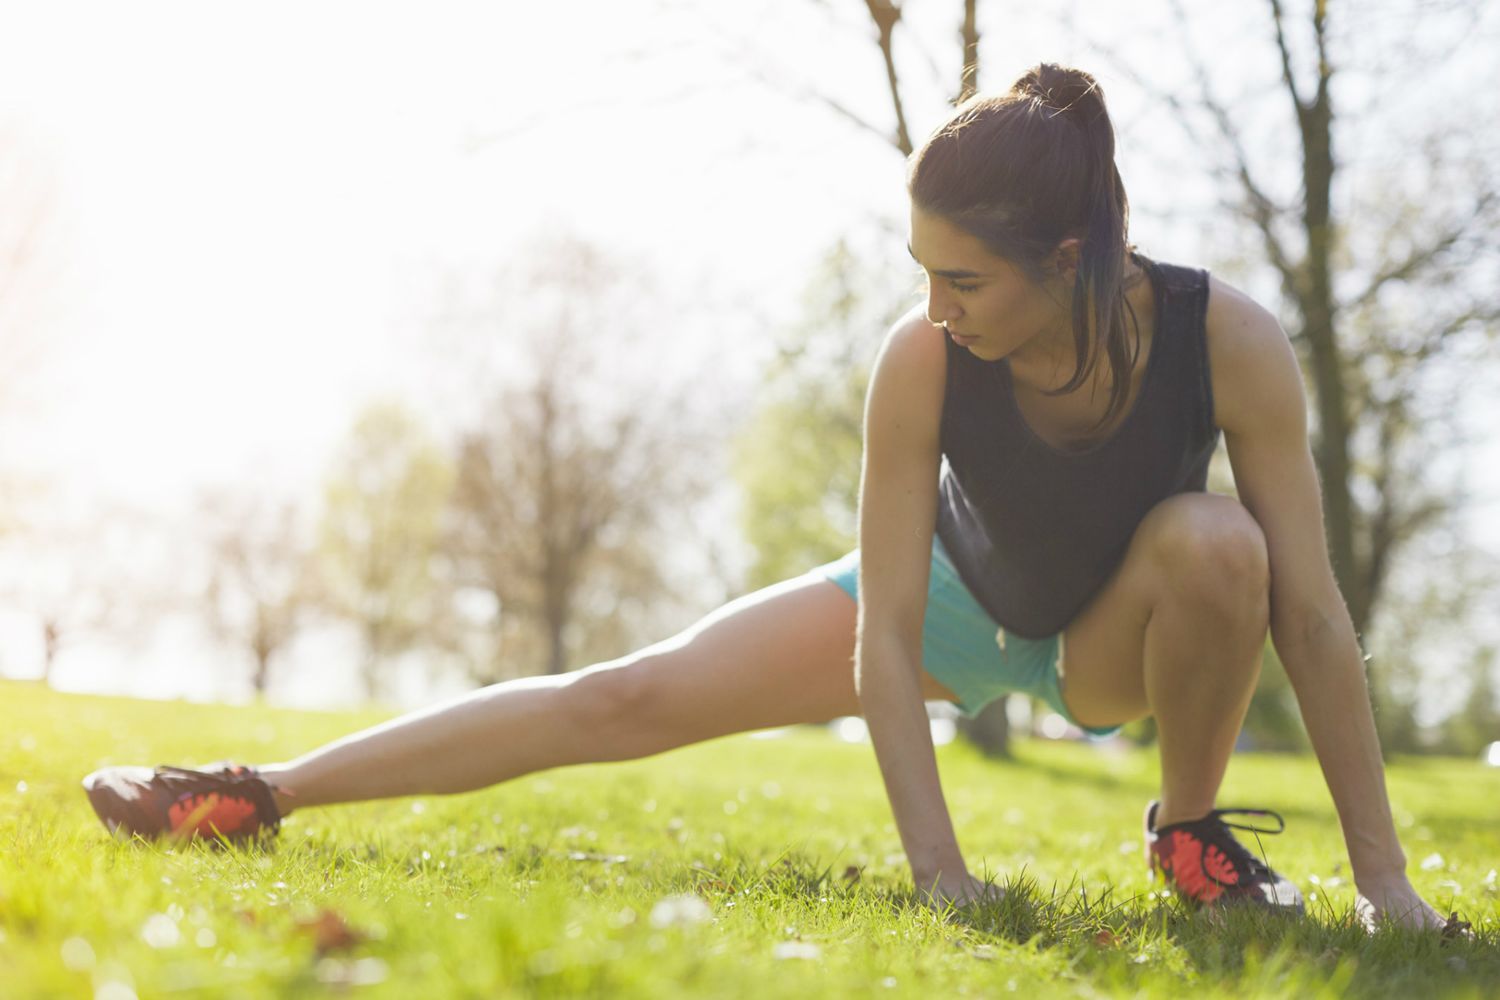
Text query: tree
197 489 320 697
442 238 718 680
318 402 456 702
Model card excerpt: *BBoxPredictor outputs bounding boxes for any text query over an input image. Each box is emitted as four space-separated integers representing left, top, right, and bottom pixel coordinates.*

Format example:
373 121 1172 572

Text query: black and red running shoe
82 763 282 843
1144 800 1304 912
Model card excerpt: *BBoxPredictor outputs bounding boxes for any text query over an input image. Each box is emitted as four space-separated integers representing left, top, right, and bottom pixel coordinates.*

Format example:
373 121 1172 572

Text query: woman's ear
1048 238 1083 281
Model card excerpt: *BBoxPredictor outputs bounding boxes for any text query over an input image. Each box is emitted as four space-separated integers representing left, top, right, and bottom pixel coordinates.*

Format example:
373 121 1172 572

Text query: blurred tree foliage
733 240 909 590
440 237 718 681
1439 650 1500 757
318 402 455 702
198 490 321 699
447 354 705 679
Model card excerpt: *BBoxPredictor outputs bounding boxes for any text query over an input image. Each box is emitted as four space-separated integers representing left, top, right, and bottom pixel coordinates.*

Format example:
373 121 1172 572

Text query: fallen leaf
1093 930 1117 947
841 866 862 885
295 908 366 955
1442 912 1475 943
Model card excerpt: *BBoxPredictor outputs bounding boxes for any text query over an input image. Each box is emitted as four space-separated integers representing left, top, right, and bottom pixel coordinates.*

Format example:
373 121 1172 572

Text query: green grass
1 680 1497 998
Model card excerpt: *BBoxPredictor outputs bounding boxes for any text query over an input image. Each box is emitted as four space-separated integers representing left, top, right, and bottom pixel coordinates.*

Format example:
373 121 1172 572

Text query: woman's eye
950 282 979 294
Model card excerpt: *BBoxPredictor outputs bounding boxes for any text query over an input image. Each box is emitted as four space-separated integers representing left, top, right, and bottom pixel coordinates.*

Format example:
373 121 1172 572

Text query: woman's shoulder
885 303 949 354
877 305 951 386
1200 272 1302 436
866 304 949 432
1203 272 1279 338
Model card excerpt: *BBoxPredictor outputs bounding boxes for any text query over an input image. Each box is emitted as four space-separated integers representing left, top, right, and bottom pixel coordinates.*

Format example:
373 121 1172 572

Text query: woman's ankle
256 765 300 818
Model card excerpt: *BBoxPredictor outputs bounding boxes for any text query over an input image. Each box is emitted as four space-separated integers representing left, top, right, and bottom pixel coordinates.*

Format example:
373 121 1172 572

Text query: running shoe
1144 800 1304 911
82 762 281 843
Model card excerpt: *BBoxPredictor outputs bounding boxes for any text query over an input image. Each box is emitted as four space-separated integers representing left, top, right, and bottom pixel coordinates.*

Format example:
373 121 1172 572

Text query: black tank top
934 255 1220 638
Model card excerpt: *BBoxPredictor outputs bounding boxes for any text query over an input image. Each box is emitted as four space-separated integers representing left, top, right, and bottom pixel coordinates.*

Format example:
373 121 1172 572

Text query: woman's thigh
1057 493 1266 729
602 571 957 749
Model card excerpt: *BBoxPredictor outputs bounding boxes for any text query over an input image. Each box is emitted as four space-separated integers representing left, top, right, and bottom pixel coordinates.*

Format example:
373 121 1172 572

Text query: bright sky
1 1 916 505
0 0 1495 710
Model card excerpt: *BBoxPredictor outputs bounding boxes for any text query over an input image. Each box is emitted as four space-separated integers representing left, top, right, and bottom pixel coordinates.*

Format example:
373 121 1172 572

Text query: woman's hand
915 869 1005 914
1354 872 1473 938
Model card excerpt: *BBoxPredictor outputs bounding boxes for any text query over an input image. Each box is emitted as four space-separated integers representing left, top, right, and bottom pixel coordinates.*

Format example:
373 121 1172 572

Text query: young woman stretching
84 63 1451 932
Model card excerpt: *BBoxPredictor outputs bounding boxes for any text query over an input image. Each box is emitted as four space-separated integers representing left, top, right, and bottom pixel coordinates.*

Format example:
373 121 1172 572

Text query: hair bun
1012 63 1102 123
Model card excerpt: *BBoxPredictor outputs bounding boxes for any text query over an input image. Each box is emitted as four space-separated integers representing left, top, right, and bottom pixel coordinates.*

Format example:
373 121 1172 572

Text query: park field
1 680 1497 998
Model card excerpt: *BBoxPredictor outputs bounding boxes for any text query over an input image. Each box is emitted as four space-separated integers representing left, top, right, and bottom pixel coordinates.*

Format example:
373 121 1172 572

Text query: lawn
1 680 1497 998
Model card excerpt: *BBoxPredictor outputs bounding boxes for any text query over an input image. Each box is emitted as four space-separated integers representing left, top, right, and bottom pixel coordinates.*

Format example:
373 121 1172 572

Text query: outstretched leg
259 572 958 815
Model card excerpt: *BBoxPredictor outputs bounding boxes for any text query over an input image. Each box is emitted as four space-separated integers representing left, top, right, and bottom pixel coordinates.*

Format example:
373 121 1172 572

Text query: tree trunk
252 650 271 697
42 620 58 686
958 0 978 103
957 700 1010 758
1287 24 1361 632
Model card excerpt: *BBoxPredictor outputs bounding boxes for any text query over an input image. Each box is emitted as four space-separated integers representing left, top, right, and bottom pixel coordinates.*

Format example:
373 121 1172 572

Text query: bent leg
1058 493 1270 828
261 573 957 813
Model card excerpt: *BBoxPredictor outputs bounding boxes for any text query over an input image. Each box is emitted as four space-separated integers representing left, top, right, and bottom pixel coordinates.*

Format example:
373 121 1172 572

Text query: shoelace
1184 807 1286 880
154 764 282 833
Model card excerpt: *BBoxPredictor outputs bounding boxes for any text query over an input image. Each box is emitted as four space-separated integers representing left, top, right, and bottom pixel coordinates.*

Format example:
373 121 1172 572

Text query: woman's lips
947 328 979 346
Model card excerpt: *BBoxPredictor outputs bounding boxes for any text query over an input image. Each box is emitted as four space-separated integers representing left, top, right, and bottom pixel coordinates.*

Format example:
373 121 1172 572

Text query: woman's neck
1007 257 1151 394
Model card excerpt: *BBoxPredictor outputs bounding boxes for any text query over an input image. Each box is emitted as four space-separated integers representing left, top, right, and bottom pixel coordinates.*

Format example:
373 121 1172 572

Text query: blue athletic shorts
811 534 1120 739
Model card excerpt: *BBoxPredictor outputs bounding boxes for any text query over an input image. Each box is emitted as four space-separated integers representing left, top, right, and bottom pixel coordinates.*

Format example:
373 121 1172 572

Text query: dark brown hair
907 63 1140 426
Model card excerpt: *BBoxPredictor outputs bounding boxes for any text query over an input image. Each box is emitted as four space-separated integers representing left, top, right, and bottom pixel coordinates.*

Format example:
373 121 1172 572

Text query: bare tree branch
815 91 907 148
958 0 979 103
862 0 914 156
1163 0 1301 293
1268 0 1307 112
1345 190 1500 311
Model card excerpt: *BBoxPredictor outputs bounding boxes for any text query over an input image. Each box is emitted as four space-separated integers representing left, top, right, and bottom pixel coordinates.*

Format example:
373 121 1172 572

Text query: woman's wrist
1342 822 1407 882
1351 852 1409 888
911 852 968 887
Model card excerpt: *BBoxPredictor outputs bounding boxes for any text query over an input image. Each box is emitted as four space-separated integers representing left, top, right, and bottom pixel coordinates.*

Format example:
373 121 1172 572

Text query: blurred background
1 0 1497 758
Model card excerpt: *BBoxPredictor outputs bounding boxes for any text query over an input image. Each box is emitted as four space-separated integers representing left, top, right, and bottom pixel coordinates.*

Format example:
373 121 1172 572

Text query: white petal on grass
773 941 822 960
315 957 390 986
1420 853 1446 871
649 894 711 929
140 914 181 949
60 937 96 971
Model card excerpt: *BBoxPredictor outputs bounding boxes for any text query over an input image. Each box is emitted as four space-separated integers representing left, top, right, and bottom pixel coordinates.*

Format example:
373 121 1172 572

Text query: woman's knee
1142 494 1270 620
555 656 663 754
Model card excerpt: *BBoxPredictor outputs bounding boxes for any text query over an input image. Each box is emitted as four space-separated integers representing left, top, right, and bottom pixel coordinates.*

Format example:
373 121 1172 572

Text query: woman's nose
926 286 960 325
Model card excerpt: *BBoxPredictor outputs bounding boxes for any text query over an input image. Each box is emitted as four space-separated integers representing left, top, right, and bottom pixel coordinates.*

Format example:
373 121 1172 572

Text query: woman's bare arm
1209 280 1446 929
854 309 973 896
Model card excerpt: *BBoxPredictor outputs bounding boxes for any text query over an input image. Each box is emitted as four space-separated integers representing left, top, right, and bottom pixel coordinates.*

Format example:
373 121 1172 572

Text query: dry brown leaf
295 908 366 955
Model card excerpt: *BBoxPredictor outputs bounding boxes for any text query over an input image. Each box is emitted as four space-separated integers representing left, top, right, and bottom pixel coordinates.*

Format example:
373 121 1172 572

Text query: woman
84 63 1451 932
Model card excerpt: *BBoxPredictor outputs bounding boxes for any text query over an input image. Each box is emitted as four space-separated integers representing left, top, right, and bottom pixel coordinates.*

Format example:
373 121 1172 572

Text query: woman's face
908 203 1073 364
